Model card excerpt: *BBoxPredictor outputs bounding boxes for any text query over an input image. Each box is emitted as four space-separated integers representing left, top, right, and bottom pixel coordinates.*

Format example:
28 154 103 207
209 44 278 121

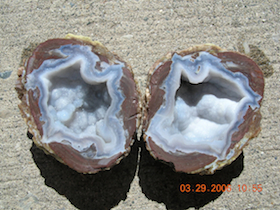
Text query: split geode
16 34 139 173
16 36 264 174
143 44 264 174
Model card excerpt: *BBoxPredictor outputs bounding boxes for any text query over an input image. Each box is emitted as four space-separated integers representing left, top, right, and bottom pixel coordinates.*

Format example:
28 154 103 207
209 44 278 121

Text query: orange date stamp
179 184 262 193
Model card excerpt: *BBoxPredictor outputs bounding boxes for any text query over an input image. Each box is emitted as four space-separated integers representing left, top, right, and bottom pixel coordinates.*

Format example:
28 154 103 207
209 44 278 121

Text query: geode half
143 44 264 174
16 34 139 173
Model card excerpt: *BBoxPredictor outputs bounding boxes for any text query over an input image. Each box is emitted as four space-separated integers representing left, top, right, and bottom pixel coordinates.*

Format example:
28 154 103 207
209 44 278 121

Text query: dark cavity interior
176 76 243 106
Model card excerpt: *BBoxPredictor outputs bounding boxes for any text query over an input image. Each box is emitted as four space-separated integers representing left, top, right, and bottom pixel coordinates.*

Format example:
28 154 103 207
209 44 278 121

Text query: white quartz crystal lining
26 44 127 158
146 52 261 159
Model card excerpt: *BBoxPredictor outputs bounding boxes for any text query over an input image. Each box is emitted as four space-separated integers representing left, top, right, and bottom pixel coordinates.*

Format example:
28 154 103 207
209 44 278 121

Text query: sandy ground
1 0 280 209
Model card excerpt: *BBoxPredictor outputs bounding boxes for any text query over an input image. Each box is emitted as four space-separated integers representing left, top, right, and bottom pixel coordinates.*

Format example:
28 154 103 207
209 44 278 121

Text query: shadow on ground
30 133 139 210
237 38 274 78
138 139 244 210
30 129 244 210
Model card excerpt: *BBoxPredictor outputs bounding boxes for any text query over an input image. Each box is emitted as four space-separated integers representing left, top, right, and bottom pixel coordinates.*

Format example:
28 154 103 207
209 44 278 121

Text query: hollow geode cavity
16 34 139 173
143 44 264 174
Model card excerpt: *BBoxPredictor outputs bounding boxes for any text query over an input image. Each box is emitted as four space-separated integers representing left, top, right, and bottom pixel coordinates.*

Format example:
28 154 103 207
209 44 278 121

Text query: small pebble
0 71 12 79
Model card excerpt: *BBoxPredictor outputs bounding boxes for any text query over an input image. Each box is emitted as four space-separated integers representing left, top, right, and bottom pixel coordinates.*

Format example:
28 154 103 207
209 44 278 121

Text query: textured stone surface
1 0 280 209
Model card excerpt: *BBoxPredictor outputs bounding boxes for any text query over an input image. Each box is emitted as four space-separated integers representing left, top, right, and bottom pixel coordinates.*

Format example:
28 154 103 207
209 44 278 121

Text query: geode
143 44 264 174
16 34 139 173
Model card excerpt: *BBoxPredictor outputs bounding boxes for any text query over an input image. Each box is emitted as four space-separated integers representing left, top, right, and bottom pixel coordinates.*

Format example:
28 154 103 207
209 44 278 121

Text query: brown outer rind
143 44 264 174
16 34 139 174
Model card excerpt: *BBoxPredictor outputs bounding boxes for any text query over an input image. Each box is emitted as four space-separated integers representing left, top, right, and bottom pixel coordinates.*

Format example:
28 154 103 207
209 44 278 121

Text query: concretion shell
143 44 264 174
16 34 140 173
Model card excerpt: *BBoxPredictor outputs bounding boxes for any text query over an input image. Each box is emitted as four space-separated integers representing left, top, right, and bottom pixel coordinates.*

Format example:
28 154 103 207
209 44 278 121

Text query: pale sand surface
1 0 280 209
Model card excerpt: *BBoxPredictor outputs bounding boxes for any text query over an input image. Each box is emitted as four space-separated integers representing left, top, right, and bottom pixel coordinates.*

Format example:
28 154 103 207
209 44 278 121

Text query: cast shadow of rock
29 132 139 210
237 39 274 78
138 139 243 210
